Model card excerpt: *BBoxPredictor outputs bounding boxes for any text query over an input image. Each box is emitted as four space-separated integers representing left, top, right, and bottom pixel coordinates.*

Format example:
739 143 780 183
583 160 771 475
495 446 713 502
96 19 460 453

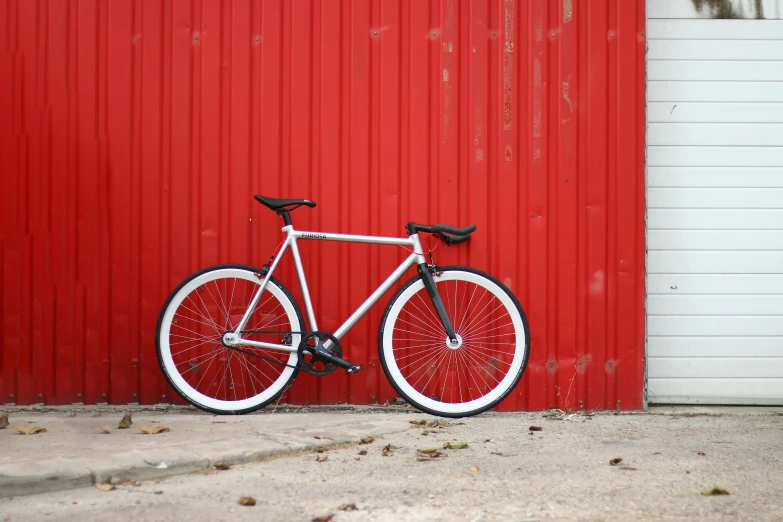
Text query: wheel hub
446 334 463 350
222 332 240 347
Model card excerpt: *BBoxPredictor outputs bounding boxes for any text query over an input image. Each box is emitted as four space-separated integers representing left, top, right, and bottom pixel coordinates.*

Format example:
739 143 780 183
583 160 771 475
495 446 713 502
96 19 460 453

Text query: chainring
297 331 343 376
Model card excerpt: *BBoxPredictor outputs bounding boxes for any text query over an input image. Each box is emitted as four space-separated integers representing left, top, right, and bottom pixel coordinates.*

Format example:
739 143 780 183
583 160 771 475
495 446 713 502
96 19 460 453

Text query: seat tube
289 235 318 331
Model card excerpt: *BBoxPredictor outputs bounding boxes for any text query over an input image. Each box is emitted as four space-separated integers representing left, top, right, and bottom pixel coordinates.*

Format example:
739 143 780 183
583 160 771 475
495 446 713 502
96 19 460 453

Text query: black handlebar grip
432 223 477 236
442 233 471 245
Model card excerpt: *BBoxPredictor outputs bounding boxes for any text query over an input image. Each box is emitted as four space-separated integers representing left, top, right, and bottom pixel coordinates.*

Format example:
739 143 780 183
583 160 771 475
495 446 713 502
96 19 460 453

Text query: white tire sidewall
159 268 299 411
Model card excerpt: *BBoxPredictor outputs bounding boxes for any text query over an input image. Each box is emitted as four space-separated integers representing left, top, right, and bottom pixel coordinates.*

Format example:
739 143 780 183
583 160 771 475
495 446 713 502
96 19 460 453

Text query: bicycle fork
418 264 460 346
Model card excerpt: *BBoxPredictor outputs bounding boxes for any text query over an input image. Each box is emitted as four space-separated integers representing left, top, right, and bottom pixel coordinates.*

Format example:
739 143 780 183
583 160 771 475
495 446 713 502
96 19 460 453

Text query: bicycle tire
378 266 530 418
156 264 304 415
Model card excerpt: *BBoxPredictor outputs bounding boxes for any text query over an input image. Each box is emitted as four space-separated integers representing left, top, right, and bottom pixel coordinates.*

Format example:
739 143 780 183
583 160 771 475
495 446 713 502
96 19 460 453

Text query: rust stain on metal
563 0 573 23
532 57 542 138
562 76 573 114
503 0 515 130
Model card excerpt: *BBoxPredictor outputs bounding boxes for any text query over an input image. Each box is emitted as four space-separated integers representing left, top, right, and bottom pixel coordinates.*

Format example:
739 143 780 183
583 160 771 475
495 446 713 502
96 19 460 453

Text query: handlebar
405 222 476 246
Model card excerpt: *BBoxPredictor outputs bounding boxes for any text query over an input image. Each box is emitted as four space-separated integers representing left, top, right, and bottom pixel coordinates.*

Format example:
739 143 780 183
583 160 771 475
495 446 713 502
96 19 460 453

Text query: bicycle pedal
345 365 363 375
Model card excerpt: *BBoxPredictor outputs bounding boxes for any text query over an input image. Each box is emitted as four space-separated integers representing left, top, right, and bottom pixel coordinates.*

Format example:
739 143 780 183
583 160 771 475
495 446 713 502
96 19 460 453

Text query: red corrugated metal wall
0 0 646 410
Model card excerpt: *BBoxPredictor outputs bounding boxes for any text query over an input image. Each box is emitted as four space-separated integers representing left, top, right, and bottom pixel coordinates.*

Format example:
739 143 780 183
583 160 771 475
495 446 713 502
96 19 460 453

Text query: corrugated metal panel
0 0 645 410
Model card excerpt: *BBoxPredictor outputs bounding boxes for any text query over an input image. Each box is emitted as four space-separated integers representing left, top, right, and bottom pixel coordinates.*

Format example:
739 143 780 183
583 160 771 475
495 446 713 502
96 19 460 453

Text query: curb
0 419 408 498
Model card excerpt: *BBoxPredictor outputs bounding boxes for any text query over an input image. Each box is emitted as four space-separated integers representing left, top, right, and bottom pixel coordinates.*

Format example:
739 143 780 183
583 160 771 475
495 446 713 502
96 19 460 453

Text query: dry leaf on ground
14 426 46 435
697 451 706 456
95 483 115 492
338 503 358 511
417 448 445 459
469 466 479 472
0 412 8 429
214 463 231 471
315 454 329 462
529 426 543 432
138 425 170 434
443 442 469 450
238 496 256 506
117 479 141 487
312 514 334 522
99 426 112 434
382 444 394 457
154 490 164 495
358 449 368 456
118 413 132 429
359 436 375 444
609 458 623 466
701 487 730 496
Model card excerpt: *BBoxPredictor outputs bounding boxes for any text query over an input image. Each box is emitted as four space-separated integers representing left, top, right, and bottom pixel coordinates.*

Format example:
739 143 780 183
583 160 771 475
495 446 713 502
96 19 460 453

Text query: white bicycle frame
232 225 427 353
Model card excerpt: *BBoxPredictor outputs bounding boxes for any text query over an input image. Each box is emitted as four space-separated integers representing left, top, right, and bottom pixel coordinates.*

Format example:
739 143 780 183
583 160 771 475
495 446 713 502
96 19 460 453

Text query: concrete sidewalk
0 405 412 498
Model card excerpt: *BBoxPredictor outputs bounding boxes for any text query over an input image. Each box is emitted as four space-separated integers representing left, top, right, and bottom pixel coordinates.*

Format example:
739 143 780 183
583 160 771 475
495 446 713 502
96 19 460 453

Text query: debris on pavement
359 436 375 444
382 444 394 456
238 496 256 506
443 442 469 449
609 458 623 466
312 514 334 522
95 483 115 492
697 451 706 456
0 411 8 429
702 487 730 496
529 426 542 432
118 413 133 429
338 503 358 511
214 463 231 470
469 466 479 472
315 454 329 462
138 425 170 434
14 426 46 435
409 419 450 428
417 448 445 459
358 449 368 456
99 426 112 434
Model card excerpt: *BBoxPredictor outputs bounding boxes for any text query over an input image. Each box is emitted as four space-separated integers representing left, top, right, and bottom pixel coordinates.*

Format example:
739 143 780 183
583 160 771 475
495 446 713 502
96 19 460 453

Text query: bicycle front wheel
156 264 303 414
379 266 529 418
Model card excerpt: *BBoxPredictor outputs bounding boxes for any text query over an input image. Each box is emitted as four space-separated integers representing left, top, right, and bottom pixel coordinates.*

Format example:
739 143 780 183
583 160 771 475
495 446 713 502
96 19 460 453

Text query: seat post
277 211 293 227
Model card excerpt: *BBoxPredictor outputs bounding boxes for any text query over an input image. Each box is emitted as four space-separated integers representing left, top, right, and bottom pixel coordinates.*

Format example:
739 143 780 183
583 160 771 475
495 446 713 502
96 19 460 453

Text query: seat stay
233 235 291 334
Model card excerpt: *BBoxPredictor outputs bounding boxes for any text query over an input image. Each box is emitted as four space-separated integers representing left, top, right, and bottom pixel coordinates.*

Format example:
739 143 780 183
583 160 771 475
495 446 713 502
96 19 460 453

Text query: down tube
331 253 420 342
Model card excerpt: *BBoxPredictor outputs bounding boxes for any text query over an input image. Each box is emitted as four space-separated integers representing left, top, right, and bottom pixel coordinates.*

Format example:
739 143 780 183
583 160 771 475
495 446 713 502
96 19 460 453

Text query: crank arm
312 349 363 374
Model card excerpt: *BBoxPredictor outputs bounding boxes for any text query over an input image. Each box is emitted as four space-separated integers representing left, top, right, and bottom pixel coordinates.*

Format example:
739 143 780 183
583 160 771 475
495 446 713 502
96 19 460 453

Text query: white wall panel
647 7 783 405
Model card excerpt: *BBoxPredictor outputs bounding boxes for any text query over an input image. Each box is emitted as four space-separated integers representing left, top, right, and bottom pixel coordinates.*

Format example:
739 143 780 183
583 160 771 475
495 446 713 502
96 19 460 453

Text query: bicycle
156 195 530 418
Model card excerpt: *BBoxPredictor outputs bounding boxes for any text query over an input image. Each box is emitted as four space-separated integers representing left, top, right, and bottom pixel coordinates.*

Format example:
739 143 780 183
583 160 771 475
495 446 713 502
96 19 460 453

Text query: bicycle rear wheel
156 264 303 414
379 266 529 418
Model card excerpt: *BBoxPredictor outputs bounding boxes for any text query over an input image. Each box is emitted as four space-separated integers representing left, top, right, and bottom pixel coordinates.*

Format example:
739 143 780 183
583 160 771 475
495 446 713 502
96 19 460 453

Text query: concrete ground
1 405 782 521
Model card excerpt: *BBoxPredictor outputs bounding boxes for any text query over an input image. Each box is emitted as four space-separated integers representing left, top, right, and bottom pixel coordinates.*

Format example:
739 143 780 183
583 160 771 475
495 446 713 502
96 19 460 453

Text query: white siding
648 0 783 19
647 11 783 405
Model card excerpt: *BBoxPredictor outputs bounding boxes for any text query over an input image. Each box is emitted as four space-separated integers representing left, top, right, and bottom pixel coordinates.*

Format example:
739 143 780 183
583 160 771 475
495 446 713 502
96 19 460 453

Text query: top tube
288 228 417 247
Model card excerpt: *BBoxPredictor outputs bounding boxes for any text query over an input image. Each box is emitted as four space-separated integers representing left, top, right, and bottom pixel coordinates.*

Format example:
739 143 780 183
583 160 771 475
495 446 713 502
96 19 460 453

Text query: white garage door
647 1 783 404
